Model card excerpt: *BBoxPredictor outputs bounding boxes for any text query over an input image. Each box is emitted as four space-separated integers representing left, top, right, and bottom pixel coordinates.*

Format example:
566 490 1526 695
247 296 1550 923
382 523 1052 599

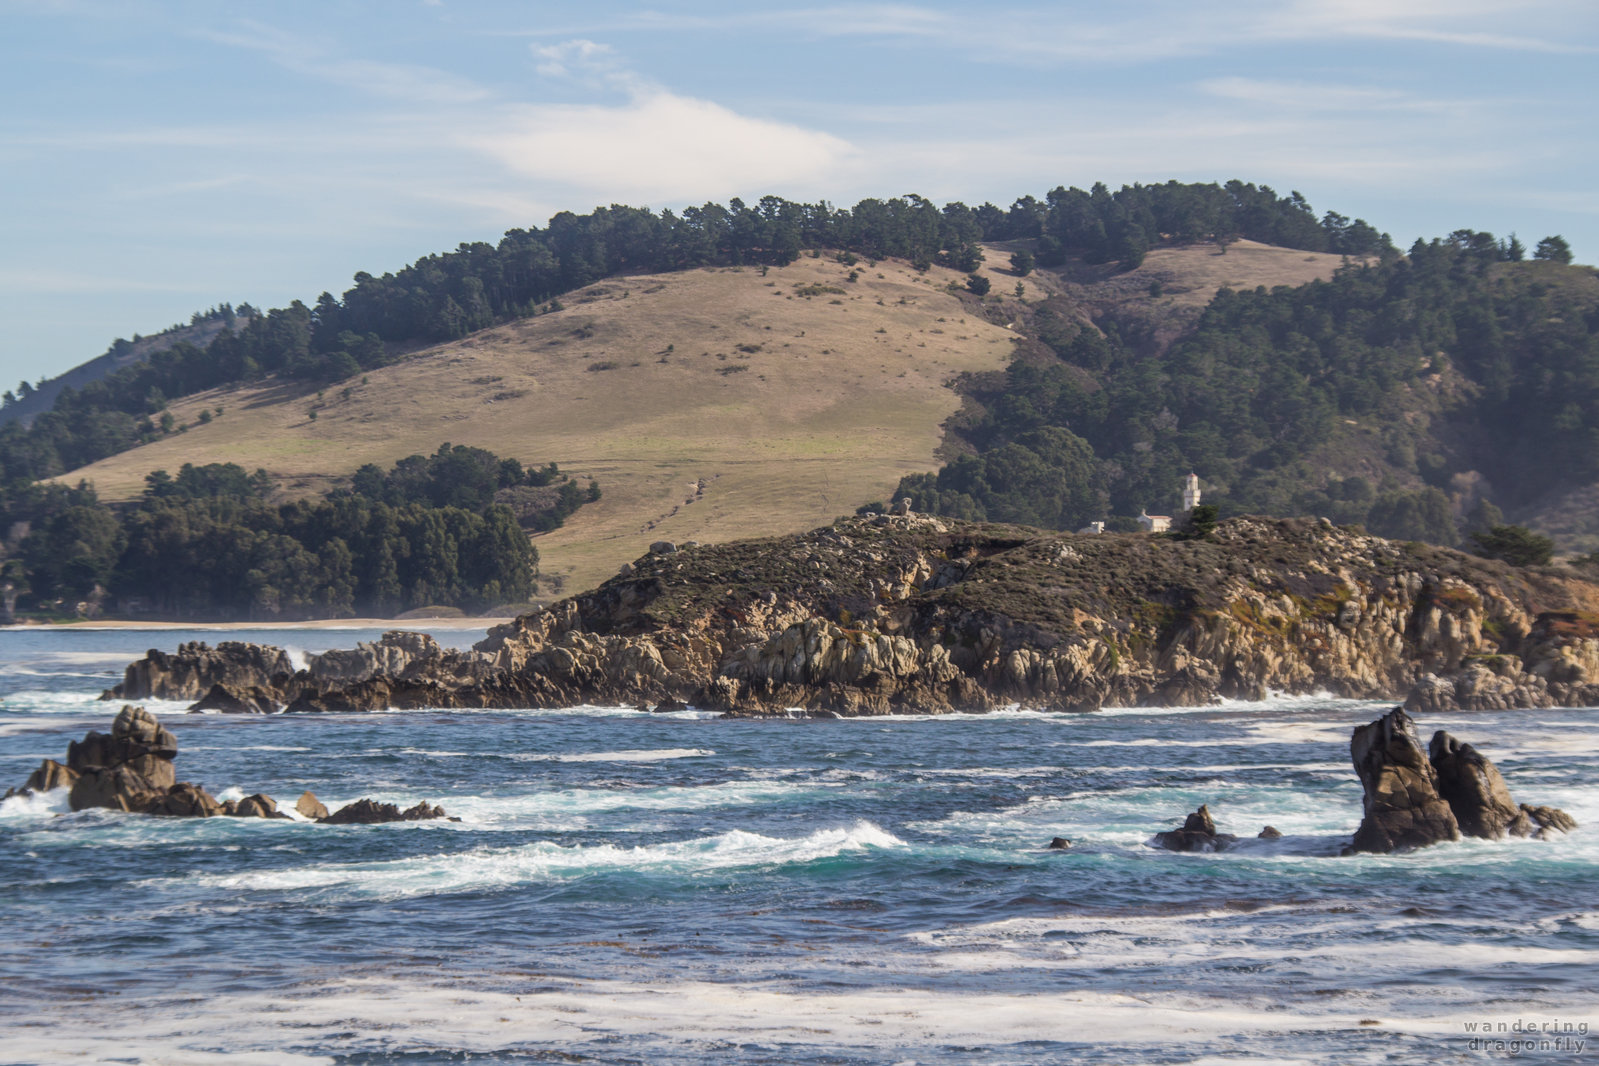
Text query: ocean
1 626 1595 1064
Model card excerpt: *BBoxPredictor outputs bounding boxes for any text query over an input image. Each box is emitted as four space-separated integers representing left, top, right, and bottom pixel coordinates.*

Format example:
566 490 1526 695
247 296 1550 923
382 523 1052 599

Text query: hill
52 253 1024 593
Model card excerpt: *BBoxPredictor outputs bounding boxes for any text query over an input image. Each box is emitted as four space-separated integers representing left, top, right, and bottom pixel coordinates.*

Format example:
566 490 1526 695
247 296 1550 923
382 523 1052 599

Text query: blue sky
3 0 1595 388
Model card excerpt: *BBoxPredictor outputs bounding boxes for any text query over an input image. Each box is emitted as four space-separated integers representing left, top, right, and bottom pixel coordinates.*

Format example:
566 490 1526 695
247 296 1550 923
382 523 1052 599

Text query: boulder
230 793 285 819
1427 731 1526 838
1257 825 1283 840
189 683 280 715
319 798 451 825
24 759 78 792
1154 804 1238 852
295 791 330 820
649 540 677 555
1428 730 1577 839
69 764 165 812
106 641 295 702
1519 804 1577 835
1345 708 1460 854
63 706 181 813
144 783 224 818
1046 836 1073 850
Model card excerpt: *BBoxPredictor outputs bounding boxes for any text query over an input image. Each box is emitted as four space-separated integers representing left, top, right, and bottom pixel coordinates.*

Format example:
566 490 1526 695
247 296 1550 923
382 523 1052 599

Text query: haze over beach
3 2 1599 1064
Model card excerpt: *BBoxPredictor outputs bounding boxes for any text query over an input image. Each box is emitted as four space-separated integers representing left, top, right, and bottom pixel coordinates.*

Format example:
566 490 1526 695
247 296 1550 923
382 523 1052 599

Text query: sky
2 0 1596 388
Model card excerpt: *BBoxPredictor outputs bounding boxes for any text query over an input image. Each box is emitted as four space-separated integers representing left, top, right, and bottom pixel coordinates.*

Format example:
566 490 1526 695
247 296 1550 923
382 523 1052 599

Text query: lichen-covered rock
112 516 1599 717
1345 708 1460 854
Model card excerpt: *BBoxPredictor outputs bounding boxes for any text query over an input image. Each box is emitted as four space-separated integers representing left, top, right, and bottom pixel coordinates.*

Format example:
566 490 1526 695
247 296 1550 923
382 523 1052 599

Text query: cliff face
111 516 1599 716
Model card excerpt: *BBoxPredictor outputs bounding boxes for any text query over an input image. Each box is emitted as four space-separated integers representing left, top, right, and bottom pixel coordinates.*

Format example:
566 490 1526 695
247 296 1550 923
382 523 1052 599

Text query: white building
1137 510 1171 533
1077 521 1105 534
1182 473 1202 512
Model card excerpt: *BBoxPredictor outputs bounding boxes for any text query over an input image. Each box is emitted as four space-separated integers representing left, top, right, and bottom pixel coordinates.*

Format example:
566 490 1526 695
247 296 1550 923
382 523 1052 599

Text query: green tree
1470 525 1553 566
1533 236 1573 264
1009 250 1035 276
966 273 991 296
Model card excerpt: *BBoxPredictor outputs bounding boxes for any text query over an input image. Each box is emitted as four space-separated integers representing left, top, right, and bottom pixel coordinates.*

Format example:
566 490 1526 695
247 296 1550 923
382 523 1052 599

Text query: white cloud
466 90 855 201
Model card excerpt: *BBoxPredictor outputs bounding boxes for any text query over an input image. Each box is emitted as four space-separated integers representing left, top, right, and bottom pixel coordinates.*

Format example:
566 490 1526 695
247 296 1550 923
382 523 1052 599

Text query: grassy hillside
56 254 1014 593
52 241 1360 597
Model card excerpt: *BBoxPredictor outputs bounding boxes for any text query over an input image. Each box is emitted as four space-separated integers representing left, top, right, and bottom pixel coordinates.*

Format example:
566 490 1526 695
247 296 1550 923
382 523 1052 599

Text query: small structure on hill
1182 473 1202 512
1077 521 1105 535
1137 511 1171 533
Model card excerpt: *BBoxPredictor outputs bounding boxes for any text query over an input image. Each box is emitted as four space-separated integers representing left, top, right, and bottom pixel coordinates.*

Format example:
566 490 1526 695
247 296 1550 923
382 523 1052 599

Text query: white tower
1182 473 1201 512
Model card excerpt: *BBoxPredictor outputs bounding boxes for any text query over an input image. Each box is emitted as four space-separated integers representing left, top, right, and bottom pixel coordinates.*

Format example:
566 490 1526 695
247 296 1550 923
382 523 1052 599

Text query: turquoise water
1 627 1595 1064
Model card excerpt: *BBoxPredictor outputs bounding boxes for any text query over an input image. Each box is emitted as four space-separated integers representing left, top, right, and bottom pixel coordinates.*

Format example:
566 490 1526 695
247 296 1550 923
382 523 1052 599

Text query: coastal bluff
109 515 1599 716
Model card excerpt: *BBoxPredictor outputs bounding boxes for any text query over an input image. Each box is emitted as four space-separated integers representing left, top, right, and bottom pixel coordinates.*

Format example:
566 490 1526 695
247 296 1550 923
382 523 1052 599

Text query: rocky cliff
110 515 1599 716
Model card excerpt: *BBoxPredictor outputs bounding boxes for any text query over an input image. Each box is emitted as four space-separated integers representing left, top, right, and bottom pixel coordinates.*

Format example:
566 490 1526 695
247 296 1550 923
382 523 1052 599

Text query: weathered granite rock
318 798 451 825
294 791 330 819
1047 836 1073 850
63 705 180 812
106 641 296 702
144 782 224 818
230 793 285 819
1428 730 1577 839
1258 825 1283 840
308 631 443 685
1154 804 1239 852
1345 708 1460 854
108 516 1599 717
189 683 280 715
24 759 78 792
1519 804 1577 835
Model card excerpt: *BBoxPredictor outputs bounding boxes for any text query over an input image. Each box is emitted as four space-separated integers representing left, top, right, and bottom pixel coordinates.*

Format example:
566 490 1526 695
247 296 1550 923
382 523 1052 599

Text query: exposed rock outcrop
1153 804 1239 852
1428 730 1576 839
1345 708 1461 855
318 799 451 825
107 641 295 703
110 516 1599 717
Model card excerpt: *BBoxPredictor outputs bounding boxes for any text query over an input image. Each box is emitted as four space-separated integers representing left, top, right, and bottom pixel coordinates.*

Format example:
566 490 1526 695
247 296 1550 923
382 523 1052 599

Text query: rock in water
189 683 280 715
65 705 181 812
145 783 224 818
1154 804 1238 852
107 641 296 702
1429 730 1577 839
1257 826 1283 840
24 759 78 792
318 799 450 825
1046 837 1073 850
1345 708 1460 854
231 793 284 818
295 791 330 820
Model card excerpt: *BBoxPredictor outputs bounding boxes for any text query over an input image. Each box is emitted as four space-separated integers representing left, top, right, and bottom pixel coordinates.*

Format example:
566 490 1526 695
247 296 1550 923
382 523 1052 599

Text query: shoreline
2 617 515 633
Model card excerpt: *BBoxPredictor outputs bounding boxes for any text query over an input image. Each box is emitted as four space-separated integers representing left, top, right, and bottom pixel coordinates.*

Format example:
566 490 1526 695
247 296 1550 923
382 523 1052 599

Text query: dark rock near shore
1154 804 1239 852
1429 730 1576 839
318 798 452 825
1346 708 1461 854
1047 836 1073 850
145 782 224 817
24 759 78 792
1257 826 1283 840
230 793 286 819
190 683 280 715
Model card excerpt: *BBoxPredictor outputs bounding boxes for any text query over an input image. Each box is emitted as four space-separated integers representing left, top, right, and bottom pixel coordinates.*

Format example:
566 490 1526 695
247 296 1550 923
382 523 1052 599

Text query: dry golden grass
60 254 1019 593
57 241 1359 595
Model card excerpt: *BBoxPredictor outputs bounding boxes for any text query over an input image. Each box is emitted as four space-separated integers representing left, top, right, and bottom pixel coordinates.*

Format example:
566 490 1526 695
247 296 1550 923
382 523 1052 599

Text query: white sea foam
159 820 907 899
395 746 715 763
5 970 1575 1064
